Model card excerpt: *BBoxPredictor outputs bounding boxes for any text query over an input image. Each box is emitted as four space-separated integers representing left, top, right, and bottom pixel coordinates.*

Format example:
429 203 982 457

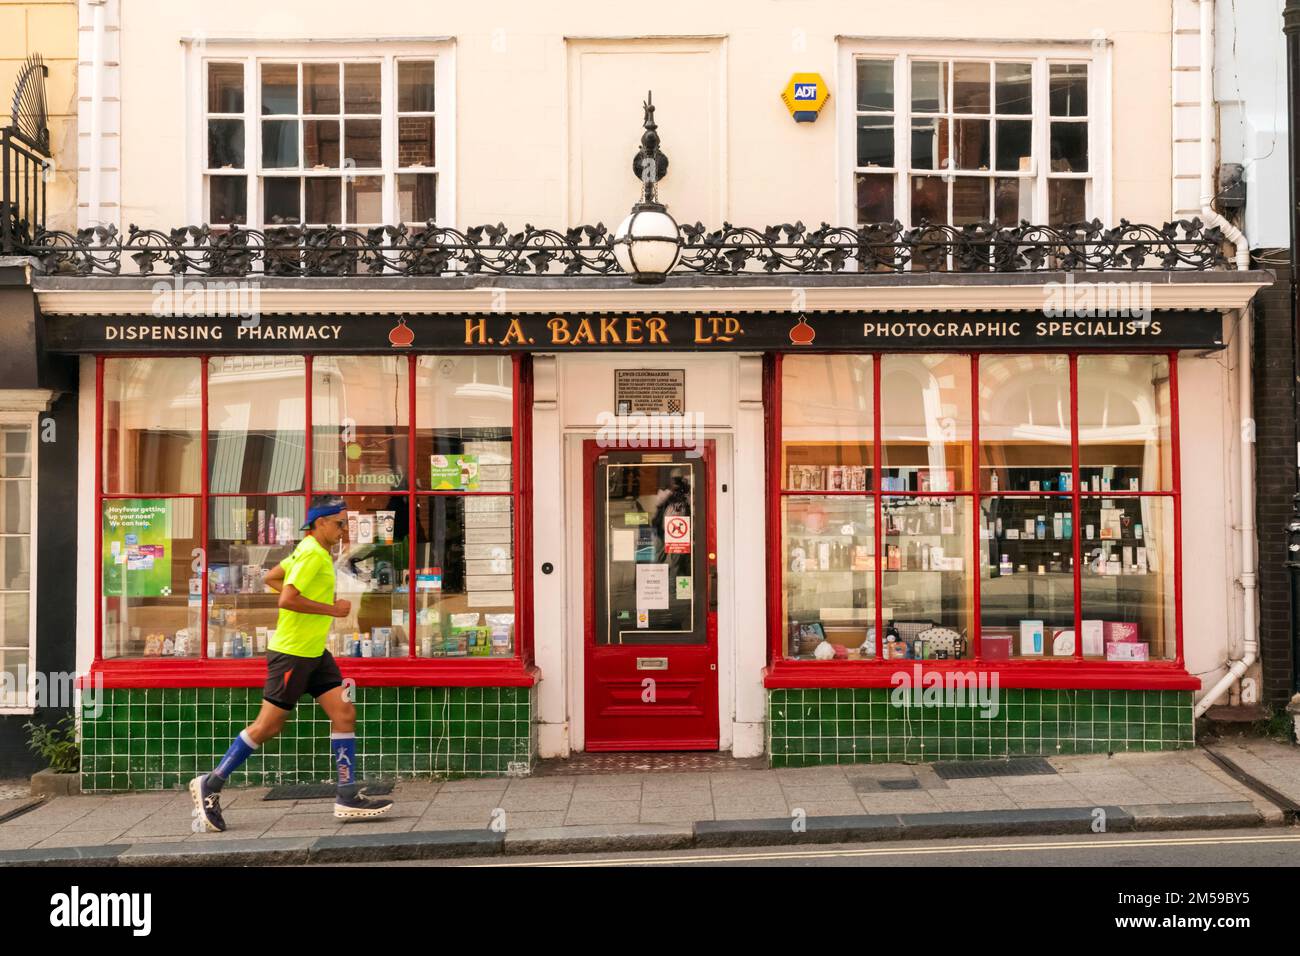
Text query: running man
190 496 393 831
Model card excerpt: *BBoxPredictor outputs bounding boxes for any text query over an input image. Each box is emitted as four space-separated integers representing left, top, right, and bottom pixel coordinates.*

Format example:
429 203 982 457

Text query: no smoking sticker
665 515 691 554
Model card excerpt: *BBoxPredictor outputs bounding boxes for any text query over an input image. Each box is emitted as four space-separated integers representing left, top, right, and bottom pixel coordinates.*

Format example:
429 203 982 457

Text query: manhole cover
263 781 393 801
932 757 1056 780
878 778 922 790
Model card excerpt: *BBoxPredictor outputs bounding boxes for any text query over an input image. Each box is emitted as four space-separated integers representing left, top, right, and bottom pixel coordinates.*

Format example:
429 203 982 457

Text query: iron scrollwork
18 217 1231 278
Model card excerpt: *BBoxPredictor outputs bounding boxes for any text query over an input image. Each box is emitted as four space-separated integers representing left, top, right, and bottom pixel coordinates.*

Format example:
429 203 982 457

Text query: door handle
708 563 718 611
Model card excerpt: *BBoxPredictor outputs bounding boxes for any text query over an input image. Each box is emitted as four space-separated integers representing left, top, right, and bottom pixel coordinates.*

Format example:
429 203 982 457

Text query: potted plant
25 715 81 797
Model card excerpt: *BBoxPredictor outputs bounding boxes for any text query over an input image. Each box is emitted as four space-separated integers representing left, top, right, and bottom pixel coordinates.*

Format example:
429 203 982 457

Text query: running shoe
189 774 227 832
334 791 394 820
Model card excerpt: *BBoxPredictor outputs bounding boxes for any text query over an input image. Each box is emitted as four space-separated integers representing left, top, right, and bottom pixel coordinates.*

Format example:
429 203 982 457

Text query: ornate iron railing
15 218 1231 277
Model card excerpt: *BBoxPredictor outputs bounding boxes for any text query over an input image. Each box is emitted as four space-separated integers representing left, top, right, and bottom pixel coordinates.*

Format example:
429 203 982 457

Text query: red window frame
764 350 1194 691
90 352 536 689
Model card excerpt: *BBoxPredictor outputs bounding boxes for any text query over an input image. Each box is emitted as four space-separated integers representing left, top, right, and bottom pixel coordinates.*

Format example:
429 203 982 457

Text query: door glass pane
414 495 514 658
783 496 875 660
979 496 1076 658
978 354 1071 491
207 356 305 493
1078 355 1171 491
415 356 513 492
104 358 202 495
882 496 972 659
1080 496 1174 660
599 458 701 645
206 495 306 658
881 354 971 491
323 494 412 658
312 356 410 493
101 498 201 659
782 355 874 490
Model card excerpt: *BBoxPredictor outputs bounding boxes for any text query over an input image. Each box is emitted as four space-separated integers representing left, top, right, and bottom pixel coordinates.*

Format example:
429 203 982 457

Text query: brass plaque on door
637 657 669 670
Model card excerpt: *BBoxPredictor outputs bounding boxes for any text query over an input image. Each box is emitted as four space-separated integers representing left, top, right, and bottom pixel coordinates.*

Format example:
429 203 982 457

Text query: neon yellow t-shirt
268 535 335 658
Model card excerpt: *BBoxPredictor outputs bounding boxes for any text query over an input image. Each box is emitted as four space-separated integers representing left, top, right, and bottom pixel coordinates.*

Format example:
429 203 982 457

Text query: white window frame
186 40 456 230
0 411 39 714
836 39 1112 229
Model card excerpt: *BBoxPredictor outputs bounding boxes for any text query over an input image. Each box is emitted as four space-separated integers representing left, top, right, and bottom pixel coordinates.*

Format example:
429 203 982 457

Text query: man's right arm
278 584 350 618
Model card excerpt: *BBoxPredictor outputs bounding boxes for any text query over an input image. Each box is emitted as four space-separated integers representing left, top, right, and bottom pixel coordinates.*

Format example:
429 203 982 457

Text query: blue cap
301 497 346 531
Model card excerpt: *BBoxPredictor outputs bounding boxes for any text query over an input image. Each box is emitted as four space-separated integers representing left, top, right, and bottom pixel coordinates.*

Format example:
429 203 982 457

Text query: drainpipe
1192 0 1256 718
87 0 106 227
1195 303 1258 717
1198 0 1251 269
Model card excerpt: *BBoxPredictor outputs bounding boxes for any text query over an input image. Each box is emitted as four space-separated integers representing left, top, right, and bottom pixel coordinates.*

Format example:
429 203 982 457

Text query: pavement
0 739 1297 865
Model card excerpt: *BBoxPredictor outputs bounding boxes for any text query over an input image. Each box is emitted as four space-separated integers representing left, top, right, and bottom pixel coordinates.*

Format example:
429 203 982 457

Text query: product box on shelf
1019 620 1045 656
1103 621 1140 644
982 630 1014 660
1082 619 1105 656
1105 641 1150 661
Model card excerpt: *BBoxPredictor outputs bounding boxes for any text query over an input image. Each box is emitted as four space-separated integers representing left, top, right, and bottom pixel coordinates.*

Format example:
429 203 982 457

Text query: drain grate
933 757 1056 780
263 781 393 801
878 778 922 791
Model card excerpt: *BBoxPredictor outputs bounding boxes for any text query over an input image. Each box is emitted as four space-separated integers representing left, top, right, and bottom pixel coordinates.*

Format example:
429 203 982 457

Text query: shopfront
30 281 1263 789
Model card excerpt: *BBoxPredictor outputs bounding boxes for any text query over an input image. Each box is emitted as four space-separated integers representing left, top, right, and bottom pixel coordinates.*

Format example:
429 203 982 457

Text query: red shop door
583 441 719 751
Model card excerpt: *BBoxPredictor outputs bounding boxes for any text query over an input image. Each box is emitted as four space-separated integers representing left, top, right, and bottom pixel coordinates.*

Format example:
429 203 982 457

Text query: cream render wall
1 0 78 231
105 0 1175 232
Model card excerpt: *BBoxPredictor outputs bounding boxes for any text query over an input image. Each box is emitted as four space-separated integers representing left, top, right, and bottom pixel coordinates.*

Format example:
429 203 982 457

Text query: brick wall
1251 252 1296 706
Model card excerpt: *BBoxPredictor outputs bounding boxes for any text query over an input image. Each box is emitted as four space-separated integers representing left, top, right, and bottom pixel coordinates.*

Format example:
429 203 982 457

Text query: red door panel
583 441 718 751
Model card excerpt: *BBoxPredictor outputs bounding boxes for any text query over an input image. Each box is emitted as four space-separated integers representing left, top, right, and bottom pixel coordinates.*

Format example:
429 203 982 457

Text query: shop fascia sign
44 310 1225 353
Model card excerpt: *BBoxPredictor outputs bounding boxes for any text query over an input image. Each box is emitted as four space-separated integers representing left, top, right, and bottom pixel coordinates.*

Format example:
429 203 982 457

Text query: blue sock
332 733 358 799
209 730 258 791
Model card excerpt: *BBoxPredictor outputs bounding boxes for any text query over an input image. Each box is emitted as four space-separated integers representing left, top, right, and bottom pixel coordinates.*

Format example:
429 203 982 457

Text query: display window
772 351 1180 673
95 354 531 678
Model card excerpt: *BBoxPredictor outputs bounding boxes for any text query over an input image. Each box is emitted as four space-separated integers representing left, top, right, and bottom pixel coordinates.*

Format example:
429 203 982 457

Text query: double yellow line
462 831 1300 867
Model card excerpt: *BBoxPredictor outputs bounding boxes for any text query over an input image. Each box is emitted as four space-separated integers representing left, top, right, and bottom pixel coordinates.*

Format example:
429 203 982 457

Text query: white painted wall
89 0 1177 231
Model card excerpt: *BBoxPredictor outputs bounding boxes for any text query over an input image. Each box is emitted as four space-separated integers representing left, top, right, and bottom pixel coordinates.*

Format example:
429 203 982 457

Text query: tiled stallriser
768 688 1193 767
80 686 537 792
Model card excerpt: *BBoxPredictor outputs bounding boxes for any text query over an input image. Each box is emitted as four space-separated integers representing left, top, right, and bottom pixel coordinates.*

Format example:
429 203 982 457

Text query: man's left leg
317 683 393 819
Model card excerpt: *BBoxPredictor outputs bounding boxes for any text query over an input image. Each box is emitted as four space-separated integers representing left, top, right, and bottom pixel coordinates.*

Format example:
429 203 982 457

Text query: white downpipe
87 0 106 227
1198 0 1250 270
1192 0 1256 718
1195 305 1258 716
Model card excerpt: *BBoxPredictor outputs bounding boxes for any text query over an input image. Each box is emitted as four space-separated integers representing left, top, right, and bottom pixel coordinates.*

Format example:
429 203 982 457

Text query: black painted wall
0 387 79 778
1252 254 1297 707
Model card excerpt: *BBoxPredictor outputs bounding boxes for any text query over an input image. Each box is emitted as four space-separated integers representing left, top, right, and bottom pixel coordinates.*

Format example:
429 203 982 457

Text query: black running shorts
263 650 344 710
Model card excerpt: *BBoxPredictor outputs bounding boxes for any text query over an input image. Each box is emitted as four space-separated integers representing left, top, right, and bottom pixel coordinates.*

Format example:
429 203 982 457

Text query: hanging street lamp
613 92 682 284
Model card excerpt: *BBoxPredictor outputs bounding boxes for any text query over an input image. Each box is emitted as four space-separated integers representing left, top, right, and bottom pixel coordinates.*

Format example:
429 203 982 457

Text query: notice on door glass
664 515 691 554
636 564 670 610
611 528 635 562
